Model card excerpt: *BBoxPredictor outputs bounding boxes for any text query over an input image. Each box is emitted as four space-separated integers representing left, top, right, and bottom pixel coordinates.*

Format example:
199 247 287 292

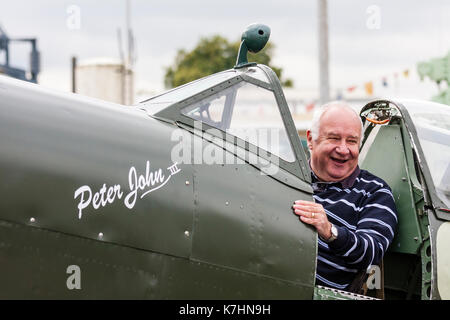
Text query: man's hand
293 200 332 240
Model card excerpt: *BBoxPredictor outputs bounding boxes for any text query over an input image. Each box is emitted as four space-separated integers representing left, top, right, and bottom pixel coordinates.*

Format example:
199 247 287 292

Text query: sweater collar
310 163 360 189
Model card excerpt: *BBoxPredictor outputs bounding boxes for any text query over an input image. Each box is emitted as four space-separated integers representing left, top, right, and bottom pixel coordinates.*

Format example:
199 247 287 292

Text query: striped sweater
312 166 398 291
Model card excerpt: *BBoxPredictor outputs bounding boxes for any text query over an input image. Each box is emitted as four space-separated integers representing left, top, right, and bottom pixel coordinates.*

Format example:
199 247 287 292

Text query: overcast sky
0 0 449 102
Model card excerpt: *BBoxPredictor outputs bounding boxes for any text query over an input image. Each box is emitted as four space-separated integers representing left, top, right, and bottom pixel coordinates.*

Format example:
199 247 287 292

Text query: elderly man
293 101 397 292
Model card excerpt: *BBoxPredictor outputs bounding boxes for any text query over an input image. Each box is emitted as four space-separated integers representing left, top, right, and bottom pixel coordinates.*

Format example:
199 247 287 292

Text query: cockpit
140 64 310 184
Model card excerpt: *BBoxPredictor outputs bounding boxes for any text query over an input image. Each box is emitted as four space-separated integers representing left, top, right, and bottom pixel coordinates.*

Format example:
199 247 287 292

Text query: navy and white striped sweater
312 167 398 291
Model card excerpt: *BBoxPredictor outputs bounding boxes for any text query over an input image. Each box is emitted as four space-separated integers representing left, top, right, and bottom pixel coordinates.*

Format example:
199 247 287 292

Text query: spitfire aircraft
0 24 449 300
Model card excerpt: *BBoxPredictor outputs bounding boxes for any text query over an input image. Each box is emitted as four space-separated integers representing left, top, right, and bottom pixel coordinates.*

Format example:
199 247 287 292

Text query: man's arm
327 189 397 269
294 189 397 270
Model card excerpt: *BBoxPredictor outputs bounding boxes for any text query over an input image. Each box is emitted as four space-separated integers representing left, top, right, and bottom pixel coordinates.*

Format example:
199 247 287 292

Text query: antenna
122 0 136 105
126 0 136 69
117 28 125 64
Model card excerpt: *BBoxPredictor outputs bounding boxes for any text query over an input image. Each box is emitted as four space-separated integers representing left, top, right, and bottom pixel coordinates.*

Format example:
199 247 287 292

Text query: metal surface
190 139 316 289
0 73 316 299
314 286 377 300
0 76 194 259
360 124 422 254
359 99 450 300
436 222 450 299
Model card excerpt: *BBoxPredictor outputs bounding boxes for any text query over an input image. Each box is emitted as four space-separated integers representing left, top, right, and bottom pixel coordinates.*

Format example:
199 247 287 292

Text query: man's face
307 107 361 182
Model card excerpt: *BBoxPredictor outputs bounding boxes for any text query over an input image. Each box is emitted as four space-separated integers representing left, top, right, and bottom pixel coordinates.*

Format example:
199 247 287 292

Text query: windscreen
181 81 296 162
406 100 450 208
141 71 237 115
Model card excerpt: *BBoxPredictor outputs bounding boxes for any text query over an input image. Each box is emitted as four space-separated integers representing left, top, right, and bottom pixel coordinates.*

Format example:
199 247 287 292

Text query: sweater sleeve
327 187 398 270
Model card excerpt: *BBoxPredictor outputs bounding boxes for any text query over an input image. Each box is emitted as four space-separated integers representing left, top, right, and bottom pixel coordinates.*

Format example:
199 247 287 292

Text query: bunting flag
342 68 411 97
306 102 315 112
365 82 374 96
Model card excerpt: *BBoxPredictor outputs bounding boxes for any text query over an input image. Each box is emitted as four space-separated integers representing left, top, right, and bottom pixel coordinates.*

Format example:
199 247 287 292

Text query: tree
164 35 293 88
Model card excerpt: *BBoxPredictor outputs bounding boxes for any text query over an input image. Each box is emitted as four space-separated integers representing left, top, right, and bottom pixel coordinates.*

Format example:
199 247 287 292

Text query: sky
0 0 449 103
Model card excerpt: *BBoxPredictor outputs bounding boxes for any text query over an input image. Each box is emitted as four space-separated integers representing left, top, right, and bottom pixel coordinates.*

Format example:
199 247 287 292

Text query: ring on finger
312 212 315 218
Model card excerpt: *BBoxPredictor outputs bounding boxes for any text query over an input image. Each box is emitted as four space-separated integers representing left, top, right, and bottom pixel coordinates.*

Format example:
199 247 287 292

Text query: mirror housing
234 23 271 69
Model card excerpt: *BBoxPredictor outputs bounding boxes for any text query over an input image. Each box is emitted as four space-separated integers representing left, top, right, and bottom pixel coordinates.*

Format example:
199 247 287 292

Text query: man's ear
306 130 313 150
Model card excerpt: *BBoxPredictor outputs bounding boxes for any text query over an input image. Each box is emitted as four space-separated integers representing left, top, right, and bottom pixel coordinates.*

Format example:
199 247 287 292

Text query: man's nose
335 141 350 155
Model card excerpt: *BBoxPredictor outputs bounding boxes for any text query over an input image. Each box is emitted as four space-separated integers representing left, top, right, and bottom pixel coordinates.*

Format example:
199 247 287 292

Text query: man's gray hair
309 101 364 144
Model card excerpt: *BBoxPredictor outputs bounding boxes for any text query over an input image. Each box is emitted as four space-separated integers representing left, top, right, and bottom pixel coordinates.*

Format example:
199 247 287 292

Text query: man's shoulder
356 169 393 192
356 169 398 224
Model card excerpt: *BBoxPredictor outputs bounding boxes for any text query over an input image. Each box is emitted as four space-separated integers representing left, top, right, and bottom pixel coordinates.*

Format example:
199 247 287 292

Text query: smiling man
293 102 398 292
